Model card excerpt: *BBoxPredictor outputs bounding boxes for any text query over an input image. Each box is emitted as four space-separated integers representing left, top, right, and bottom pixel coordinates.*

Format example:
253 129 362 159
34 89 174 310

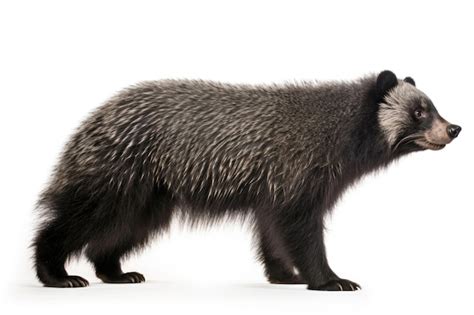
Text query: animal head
376 70 461 153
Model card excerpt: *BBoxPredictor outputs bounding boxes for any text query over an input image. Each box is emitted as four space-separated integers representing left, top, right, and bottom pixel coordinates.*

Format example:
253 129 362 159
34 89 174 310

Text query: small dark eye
414 109 424 119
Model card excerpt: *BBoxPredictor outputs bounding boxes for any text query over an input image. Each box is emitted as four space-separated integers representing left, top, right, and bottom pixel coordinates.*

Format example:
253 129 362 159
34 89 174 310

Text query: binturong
32 70 461 290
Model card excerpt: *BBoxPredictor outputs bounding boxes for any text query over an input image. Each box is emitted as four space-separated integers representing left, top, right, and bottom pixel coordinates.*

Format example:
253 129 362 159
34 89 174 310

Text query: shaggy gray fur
49 76 378 206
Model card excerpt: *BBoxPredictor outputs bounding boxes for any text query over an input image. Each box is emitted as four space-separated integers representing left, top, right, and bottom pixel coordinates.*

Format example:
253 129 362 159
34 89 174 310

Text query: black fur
32 71 433 290
404 76 416 86
376 70 399 100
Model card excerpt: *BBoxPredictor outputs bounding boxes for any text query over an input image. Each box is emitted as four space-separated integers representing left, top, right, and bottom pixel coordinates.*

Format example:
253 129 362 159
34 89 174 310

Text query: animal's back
48 80 339 212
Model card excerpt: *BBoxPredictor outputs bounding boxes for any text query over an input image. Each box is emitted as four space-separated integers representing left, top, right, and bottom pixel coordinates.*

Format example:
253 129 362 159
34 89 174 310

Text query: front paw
268 274 306 284
308 279 361 291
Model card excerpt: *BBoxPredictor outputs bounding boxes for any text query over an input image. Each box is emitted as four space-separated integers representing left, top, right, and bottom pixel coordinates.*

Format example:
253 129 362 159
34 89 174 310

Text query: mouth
415 139 446 151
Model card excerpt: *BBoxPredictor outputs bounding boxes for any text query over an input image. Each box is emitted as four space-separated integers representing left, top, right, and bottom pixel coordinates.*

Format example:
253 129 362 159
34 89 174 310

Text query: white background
1 0 473 314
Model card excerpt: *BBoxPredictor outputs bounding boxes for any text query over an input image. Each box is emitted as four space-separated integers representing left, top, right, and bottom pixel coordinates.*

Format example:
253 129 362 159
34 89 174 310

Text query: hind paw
308 279 361 291
44 275 89 288
97 271 146 284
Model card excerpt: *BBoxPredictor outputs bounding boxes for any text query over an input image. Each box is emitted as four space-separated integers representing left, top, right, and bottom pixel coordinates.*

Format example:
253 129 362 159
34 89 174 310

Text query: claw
44 275 89 288
98 271 145 284
308 278 361 291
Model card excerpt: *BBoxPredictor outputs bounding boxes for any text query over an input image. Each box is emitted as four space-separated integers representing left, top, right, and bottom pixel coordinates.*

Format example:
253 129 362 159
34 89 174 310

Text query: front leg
273 206 360 291
256 220 305 284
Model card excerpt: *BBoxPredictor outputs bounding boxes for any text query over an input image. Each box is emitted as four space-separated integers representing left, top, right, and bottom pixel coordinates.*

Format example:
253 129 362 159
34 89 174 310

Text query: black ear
404 76 416 86
376 70 398 97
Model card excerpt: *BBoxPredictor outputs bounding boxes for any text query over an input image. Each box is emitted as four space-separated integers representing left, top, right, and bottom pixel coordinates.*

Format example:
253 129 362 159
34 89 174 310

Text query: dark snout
447 124 462 139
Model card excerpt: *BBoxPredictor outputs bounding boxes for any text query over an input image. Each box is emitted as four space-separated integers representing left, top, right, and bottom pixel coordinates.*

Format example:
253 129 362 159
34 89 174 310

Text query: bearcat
33 70 461 290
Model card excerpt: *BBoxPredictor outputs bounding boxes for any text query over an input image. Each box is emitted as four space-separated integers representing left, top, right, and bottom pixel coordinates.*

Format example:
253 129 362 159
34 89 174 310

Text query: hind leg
87 188 174 284
88 242 147 284
34 217 90 287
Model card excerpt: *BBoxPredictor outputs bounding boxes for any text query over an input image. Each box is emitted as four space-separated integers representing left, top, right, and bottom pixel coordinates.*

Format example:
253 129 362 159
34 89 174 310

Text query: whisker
392 134 423 152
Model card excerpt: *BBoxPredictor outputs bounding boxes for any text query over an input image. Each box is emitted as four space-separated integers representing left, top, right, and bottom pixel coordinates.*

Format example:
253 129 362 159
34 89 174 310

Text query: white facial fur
378 82 429 146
